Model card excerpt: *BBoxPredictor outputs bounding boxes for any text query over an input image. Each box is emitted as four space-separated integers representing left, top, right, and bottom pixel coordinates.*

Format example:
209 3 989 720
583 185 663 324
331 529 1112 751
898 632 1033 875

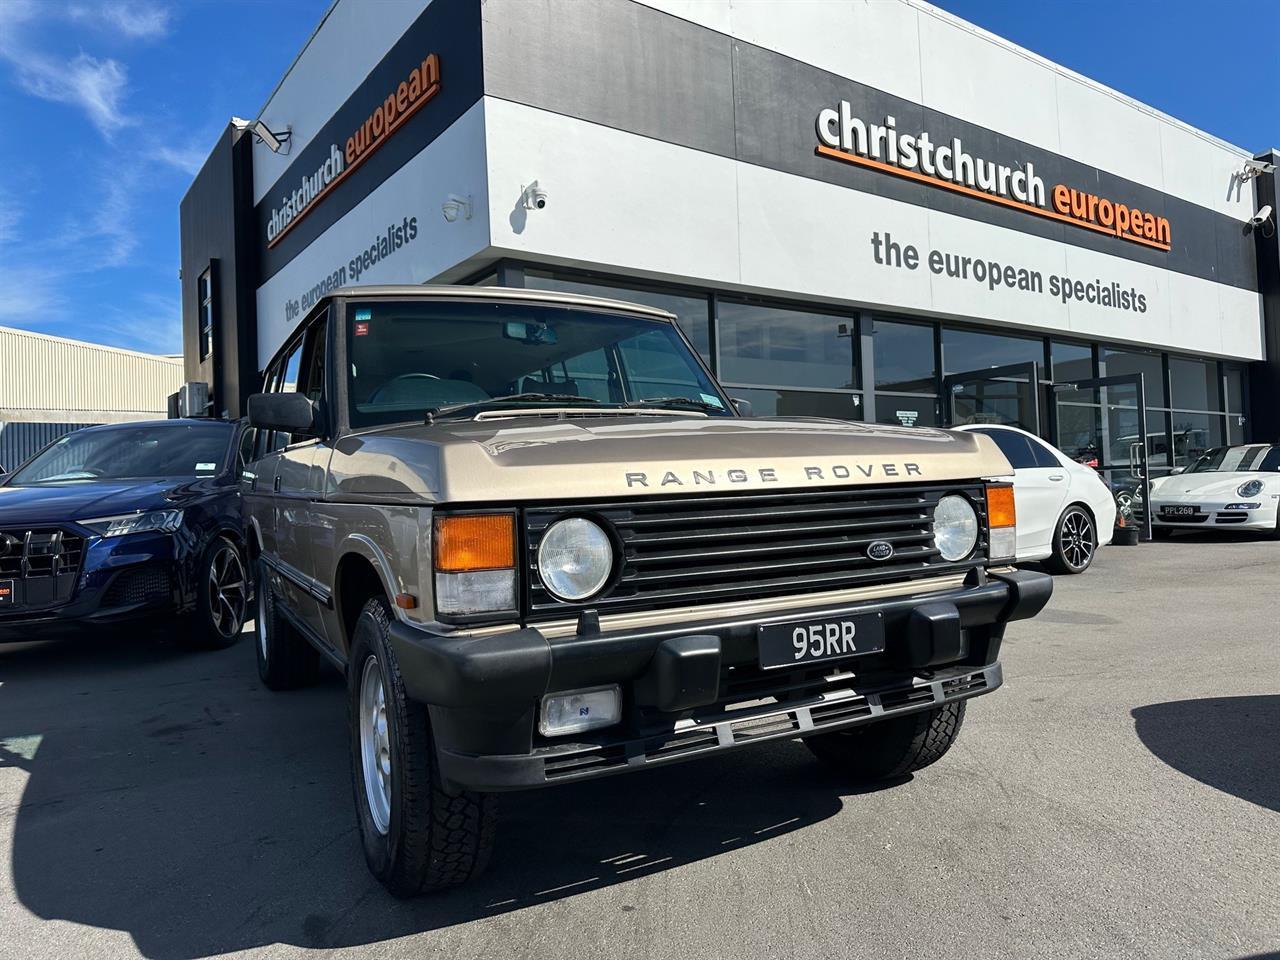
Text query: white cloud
68 2 173 40
0 193 20 246
13 51 133 136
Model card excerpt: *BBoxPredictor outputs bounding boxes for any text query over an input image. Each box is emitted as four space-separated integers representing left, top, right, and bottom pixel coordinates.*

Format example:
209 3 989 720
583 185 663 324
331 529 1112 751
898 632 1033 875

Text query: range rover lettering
243 286 1053 896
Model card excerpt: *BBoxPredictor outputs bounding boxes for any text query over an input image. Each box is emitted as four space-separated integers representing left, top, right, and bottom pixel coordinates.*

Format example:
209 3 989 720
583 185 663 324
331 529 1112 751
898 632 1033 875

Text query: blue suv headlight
80 509 185 538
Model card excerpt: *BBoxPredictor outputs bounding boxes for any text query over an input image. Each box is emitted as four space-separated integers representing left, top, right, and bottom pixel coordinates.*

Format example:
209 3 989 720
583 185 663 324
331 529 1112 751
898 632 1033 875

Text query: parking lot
0 536 1276 960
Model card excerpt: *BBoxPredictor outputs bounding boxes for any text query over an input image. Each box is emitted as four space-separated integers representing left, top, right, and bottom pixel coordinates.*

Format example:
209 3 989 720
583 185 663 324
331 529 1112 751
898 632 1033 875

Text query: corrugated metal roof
0 326 184 416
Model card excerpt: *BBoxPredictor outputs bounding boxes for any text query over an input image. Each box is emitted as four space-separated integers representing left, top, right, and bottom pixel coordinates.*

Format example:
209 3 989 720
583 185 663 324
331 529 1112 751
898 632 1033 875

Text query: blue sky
0 0 1273 357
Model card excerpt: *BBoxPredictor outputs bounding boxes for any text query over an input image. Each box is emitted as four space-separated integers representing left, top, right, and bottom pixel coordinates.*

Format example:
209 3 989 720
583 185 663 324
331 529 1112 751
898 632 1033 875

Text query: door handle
273 476 281 492
1049 474 1065 481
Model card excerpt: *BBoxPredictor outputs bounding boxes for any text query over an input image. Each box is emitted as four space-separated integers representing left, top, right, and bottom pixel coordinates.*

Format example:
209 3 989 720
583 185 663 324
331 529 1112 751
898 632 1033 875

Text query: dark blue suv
0 418 251 645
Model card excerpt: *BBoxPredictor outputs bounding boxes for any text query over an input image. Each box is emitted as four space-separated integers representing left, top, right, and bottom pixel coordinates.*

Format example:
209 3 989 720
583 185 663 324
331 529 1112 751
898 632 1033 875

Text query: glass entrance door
1051 373 1151 540
943 362 1041 433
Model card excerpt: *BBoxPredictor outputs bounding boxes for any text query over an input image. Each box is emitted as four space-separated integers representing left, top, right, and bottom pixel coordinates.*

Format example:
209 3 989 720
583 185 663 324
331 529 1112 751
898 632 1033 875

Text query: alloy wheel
208 544 248 639
1060 511 1095 570
359 655 392 835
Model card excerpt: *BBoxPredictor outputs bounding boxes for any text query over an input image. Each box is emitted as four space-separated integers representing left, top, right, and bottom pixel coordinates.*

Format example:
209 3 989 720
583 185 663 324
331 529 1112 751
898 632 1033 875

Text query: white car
955 424 1116 574
1142 444 1280 538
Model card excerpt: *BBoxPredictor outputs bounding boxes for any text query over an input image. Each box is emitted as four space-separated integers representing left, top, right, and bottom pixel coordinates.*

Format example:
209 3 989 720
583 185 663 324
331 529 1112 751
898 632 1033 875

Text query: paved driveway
1 536 1277 959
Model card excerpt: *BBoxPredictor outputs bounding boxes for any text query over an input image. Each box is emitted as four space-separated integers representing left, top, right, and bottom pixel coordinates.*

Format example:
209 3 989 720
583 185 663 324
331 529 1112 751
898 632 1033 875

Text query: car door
272 312 335 648
974 428 1068 558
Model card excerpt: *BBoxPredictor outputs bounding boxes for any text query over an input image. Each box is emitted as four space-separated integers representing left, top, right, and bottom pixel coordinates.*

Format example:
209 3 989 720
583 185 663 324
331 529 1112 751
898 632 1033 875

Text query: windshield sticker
355 308 372 320
700 393 724 408
196 462 217 472
354 321 370 337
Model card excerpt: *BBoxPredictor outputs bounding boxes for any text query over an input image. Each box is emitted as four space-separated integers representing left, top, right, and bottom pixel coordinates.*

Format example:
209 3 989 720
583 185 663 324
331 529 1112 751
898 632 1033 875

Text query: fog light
1224 502 1261 511
539 685 622 737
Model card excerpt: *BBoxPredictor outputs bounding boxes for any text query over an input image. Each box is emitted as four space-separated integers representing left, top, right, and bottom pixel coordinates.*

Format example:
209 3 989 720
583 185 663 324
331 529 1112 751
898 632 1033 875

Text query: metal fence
0 421 94 473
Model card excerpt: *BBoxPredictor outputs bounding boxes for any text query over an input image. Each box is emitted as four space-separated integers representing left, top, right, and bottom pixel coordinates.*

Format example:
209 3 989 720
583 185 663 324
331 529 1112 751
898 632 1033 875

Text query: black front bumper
389 568 1052 790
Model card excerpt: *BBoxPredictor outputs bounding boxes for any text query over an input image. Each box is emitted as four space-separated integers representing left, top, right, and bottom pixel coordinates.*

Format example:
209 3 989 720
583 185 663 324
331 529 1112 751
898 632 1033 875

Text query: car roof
314 284 678 323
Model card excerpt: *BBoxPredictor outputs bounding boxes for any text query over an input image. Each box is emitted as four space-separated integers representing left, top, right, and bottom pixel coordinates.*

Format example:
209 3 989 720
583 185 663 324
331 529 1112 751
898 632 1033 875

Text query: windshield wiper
624 396 724 414
426 393 604 423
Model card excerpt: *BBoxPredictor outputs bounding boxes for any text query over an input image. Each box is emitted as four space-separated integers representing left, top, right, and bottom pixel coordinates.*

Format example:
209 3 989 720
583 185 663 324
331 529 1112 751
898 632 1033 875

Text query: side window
977 428 1037 470
266 341 304 453
237 427 257 477
1027 436 1062 469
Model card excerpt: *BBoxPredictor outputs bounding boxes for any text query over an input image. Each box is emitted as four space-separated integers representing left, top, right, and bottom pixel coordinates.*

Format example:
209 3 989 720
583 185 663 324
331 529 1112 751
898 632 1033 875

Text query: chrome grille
524 483 988 618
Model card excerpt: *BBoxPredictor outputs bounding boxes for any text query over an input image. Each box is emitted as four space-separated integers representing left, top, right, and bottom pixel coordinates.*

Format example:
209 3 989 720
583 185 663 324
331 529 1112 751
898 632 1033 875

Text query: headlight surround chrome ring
1237 479 1264 499
537 517 614 602
933 494 979 562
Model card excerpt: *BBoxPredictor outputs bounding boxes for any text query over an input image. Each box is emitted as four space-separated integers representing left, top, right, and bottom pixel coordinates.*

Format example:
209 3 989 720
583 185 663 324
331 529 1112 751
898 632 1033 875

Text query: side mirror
248 392 316 436
731 397 753 417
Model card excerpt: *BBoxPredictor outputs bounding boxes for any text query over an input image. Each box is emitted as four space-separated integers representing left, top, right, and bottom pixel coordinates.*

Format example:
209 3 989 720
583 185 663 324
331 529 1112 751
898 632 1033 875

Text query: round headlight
933 494 979 562
537 518 614 601
1237 479 1264 498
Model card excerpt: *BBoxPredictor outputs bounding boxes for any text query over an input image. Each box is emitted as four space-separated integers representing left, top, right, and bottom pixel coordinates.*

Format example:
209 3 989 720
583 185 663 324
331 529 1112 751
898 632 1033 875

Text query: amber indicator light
434 514 515 572
986 485 1017 529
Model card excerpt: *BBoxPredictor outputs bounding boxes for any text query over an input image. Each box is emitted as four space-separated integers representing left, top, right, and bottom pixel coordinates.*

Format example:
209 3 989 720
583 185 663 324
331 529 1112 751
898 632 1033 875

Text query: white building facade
181 0 1280 485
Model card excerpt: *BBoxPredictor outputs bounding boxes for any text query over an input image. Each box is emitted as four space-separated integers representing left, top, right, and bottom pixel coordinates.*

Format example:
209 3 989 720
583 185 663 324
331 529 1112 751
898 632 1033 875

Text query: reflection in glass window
875 397 937 428
1055 402 1102 466
1169 413 1224 467
1051 341 1092 382
1168 357 1219 412
942 328 1041 375
873 320 934 393
717 301 856 390
1107 408 1170 475
730 388 863 420
1224 366 1245 413
523 272 711 360
1103 348 1166 407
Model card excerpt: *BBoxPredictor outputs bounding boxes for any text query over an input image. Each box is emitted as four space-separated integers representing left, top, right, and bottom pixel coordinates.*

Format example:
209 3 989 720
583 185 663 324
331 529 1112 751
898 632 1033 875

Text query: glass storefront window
717 301 857 390
523 272 711 360
731 388 863 420
1228 414 1246 445
1051 341 1093 382
875 396 938 428
1169 357 1219 412
1102 348 1166 407
873 320 935 393
1169 412 1224 468
1225 366 1245 413
1054 401 1102 466
942 328 1042 375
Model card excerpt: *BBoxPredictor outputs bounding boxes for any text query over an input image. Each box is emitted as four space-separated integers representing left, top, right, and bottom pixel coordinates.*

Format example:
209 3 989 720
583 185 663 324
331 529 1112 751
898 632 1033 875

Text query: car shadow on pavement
2 626 894 959
1132 695 1280 813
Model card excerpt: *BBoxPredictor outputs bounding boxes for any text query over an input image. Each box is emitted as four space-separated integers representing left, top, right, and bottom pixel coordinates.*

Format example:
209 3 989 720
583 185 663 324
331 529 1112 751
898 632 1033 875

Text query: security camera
1249 204 1273 227
1240 158 1276 182
232 116 291 154
441 194 472 222
521 181 548 210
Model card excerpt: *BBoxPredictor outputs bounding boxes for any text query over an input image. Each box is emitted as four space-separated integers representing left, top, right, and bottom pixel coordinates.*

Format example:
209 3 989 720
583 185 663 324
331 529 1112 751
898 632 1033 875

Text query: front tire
189 537 249 649
805 701 966 781
1048 505 1097 574
348 597 496 897
253 557 320 689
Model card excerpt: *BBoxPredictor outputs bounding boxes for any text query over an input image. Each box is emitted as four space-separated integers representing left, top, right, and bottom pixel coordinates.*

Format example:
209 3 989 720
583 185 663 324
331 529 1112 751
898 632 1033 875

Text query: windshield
7 423 235 485
345 300 731 428
1184 444 1280 474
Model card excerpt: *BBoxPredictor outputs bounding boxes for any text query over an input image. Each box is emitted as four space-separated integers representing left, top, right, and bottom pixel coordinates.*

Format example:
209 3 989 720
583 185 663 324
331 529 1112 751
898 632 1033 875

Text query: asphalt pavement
1 533 1277 960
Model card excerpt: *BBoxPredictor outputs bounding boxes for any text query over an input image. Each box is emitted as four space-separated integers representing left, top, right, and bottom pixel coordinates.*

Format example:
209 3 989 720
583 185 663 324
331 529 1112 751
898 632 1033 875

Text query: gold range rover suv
242 285 1052 896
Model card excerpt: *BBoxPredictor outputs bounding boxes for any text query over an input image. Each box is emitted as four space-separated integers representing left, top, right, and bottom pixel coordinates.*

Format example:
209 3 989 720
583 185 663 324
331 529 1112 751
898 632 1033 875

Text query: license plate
1163 505 1198 516
0 580 12 606
757 613 885 670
